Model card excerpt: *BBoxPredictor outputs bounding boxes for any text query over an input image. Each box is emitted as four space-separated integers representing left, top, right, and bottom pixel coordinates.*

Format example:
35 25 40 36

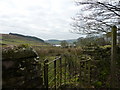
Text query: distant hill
1 33 47 46
9 33 44 42
45 39 77 45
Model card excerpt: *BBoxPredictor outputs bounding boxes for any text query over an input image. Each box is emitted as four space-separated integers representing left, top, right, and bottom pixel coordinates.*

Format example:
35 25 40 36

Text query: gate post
111 25 117 88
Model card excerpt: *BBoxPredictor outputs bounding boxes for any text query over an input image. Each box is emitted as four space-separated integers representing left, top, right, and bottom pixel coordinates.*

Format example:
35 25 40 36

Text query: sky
0 0 82 40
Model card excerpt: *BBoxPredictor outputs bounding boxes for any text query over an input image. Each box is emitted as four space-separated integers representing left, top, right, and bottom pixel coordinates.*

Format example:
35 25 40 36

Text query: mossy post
111 25 117 88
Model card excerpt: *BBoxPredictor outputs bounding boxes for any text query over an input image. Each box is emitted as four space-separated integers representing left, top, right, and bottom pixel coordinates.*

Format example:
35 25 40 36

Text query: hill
1 33 47 46
45 39 77 45
9 33 44 42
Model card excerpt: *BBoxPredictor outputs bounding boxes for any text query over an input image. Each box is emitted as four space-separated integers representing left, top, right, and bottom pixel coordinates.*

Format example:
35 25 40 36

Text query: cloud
0 0 80 40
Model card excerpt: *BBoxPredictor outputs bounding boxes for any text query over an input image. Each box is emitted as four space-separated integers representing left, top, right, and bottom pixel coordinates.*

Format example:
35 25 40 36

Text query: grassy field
1 34 48 47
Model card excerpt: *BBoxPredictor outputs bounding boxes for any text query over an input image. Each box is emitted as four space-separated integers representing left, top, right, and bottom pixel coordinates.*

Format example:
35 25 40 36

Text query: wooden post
111 25 117 88
59 57 62 86
44 59 48 89
54 60 57 89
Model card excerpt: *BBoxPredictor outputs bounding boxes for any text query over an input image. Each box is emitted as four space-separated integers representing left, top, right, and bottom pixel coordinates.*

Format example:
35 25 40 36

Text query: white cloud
0 0 81 40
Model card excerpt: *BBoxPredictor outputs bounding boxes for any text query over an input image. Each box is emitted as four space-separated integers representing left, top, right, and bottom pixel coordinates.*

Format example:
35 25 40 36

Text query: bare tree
71 0 120 35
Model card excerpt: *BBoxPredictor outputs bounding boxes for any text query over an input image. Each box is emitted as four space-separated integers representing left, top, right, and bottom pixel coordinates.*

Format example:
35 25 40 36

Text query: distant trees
76 35 109 47
60 40 68 48
71 0 120 35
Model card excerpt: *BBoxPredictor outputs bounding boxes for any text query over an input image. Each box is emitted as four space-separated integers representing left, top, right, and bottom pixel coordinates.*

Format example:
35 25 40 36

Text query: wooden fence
43 55 91 89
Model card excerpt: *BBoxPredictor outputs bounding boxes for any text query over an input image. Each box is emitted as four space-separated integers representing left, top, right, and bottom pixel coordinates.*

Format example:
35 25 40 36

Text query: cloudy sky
0 0 82 40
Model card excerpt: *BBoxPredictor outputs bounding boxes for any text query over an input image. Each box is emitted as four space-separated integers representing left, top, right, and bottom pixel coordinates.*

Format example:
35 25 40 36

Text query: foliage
93 81 102 88
76 35 110 47
60 40 69 48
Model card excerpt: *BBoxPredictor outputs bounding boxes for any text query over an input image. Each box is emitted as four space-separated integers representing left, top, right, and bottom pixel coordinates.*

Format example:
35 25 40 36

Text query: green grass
1 34 48 47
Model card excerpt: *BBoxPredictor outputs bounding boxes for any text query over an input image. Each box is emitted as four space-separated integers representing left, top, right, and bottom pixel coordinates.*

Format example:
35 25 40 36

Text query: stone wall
2 45 43 88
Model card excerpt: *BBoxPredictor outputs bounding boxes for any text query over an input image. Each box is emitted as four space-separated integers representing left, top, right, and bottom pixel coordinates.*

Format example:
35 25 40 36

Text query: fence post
54 60 57 89
44 59 48 89
111 25 117 88
59 57 62 86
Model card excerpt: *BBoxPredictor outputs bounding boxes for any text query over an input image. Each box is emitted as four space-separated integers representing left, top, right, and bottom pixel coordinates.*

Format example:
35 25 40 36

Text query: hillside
9 33 44 42
1 33 47 46
45 39 77 45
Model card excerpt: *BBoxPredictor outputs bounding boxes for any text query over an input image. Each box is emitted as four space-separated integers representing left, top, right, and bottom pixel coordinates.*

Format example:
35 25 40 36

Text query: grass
1 34 48 47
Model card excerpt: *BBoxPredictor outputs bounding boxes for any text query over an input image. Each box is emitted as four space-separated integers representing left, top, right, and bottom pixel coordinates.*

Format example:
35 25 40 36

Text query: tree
60 40 68 48
71 0 120 35
76 35 109 47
